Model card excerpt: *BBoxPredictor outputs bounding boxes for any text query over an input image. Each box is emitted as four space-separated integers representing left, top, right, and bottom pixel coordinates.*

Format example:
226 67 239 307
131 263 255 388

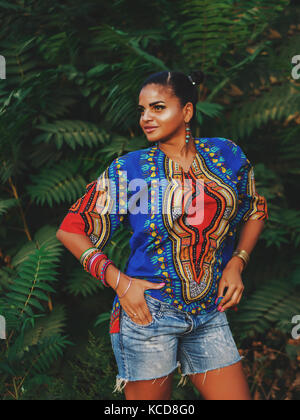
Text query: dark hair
140 70 205 126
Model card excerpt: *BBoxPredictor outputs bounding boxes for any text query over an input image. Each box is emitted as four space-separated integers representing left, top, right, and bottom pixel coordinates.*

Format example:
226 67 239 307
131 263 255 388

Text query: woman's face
138 84 190 143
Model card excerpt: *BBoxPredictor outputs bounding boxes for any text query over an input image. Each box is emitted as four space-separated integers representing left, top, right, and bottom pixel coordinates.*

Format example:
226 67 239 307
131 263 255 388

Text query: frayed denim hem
112 361 182 394
177 355 244 387
113 356 244 393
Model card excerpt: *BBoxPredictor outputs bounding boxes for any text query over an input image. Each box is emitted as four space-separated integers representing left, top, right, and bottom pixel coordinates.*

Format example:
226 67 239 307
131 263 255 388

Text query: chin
144 132 159 142
146 137 159 143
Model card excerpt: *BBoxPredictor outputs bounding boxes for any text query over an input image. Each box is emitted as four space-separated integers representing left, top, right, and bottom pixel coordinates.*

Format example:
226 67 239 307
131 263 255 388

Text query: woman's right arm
55 228 128 294
56 162 165 324
56 228 165 324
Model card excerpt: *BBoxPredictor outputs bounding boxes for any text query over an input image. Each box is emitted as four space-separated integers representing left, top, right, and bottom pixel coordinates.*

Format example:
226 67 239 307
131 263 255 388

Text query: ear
183 102 194 123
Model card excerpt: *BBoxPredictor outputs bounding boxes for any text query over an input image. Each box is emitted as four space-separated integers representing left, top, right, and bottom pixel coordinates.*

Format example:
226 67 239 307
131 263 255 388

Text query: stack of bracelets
80 247 130 298
80 247 113 288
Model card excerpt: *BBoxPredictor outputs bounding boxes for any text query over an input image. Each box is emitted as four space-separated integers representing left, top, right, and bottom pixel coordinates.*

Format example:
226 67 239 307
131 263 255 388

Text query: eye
137 104 165 115
154 105 165 111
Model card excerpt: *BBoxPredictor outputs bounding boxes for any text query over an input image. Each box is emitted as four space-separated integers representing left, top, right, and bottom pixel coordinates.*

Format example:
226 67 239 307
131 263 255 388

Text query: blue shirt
59 137 268 333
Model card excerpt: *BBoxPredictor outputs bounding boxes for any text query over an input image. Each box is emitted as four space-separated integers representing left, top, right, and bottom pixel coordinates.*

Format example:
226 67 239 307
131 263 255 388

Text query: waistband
144 290 218 317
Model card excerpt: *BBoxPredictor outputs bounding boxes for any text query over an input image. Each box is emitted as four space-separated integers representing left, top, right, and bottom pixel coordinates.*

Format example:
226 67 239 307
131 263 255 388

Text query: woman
56 70 268 400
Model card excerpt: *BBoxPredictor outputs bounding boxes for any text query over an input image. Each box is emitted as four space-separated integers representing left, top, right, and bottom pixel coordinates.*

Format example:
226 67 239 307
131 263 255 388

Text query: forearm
235 219 265 255
56 229 127 292
56 229 94 260
226 219 265 272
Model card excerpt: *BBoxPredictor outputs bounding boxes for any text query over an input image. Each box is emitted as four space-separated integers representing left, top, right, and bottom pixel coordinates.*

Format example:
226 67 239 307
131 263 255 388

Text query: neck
158 136 196 159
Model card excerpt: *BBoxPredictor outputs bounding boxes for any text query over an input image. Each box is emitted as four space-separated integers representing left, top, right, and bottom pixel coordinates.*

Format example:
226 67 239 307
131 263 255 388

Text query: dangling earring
185 123 191 144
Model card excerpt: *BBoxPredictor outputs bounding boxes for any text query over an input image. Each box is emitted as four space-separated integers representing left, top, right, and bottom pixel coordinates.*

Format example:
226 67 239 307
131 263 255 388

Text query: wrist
100 263 118 288
116 273 132 297
227 256 245 274
103 265 130 295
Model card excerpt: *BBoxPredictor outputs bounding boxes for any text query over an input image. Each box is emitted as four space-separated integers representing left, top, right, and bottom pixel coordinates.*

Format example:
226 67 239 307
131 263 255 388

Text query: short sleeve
236 159 268 222
58 159 127 250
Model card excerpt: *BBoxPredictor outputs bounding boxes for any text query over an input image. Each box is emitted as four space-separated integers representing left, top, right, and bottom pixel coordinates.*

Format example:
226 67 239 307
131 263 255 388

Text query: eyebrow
137 101 165 109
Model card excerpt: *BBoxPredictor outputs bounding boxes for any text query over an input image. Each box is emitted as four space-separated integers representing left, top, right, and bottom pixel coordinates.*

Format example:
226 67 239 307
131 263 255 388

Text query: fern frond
0 198 17 216
64 268 103 297
0 37 39 85
98 135 148 160
177 0 289 67
12 226 62 267
26 161 87 207
1 226 63 329
34 120 109 150
29 335 72 373
22 304 67 347
230 84 300 139
6 246 60 319
233 279 300 337
94 311 111 327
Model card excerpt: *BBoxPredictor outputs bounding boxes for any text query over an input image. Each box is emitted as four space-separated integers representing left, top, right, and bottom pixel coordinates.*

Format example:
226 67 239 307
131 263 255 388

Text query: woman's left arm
217 219 265 311
217 143 269 311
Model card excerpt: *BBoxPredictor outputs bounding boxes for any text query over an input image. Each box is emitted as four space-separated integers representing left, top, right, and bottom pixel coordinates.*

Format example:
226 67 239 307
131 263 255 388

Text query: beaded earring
185 123 191 144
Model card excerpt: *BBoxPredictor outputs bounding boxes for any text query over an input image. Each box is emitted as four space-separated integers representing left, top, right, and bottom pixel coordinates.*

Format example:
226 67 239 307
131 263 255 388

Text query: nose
141 108 153 122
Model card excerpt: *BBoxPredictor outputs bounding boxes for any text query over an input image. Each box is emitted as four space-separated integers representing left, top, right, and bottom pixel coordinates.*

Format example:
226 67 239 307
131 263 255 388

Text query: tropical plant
0 0 299 400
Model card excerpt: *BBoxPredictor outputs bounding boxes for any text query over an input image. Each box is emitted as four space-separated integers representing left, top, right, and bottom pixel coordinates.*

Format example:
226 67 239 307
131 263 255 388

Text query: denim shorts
110 293 242 393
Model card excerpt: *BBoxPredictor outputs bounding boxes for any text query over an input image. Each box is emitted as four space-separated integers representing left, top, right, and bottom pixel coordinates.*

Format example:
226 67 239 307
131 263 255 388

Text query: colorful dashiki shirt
59 137 268 334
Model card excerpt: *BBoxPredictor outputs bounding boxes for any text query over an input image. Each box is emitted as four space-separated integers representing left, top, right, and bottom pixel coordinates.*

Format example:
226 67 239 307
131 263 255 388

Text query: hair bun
188 70 205 86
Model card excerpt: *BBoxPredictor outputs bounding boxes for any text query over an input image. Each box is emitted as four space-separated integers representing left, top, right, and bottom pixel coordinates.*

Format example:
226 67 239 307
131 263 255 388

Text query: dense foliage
0 0 299 400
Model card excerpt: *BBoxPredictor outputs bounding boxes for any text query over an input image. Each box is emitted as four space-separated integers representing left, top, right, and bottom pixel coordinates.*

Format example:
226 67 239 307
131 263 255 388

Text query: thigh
189 361 251 400
125 373 174 400
178 310 242 376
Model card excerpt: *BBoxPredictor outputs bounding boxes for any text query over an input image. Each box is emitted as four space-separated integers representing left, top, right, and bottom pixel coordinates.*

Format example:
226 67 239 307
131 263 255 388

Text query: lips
144 126 158 133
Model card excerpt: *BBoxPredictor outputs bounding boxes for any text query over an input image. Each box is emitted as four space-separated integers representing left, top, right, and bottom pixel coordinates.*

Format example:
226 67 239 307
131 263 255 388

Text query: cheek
158 108 177 122
159 109 182 129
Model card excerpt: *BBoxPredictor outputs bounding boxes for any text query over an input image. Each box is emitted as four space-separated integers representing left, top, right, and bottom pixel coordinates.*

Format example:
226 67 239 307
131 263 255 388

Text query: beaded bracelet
83 250 106 273
80 247 115 288
80 247 98 265
98 259 114 288
89 254 107 278
82 249 102 271
88 252 106 271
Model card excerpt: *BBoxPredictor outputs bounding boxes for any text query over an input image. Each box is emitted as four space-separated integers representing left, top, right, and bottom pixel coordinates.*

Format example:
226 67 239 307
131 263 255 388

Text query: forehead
138 83 175 105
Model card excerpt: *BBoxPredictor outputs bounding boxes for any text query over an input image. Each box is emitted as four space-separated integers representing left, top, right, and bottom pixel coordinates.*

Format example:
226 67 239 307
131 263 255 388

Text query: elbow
56 229 64 242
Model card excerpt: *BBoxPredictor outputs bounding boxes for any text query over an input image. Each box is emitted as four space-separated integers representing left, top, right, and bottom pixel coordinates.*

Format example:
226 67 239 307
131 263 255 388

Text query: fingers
122 301 152 325
142 280 166 290
217 282 227 300
219 285 244 312
140 301 153 324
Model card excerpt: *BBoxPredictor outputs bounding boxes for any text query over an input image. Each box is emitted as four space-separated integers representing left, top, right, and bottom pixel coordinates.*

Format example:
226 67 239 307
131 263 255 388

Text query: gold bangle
232 249 250 268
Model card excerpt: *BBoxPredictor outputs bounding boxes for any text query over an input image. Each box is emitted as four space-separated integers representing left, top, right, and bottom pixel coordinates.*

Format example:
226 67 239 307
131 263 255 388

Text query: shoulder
197 137 250 169
108 147 152 176
198 136 241 153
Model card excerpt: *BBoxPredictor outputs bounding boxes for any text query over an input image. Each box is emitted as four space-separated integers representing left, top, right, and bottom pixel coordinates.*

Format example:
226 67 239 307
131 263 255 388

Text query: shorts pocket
121 304 156 328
